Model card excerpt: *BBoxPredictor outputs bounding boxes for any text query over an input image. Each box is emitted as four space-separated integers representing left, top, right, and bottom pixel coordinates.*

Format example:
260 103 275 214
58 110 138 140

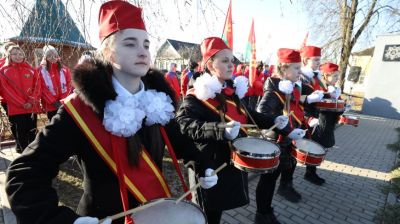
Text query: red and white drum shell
315 99 346 112
291 139 326 166
339 115 359 127
231 137 280 173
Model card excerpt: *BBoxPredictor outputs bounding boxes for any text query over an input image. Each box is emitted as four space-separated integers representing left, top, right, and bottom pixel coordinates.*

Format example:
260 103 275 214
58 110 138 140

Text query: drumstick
175 162 228 204
99 198 167 223
311 125 317 135
268 111 294 132
219 123 258 128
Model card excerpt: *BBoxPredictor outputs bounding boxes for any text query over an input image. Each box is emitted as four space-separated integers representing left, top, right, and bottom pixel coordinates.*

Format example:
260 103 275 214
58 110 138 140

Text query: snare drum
292 139 326 166
339 115 359 127
231 137 280 173
131 198 206 224
315 99 345 112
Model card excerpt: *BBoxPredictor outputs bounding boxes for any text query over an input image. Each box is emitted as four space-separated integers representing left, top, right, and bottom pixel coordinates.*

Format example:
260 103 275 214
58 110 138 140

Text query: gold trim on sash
201 99 248 133
273 92 303 125
65 101 148 203
141 151 172 197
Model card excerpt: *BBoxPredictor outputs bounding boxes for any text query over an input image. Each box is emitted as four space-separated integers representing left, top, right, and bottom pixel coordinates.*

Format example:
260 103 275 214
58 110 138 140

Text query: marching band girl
6 1 200 223
255 48 323 223
176 37 287 224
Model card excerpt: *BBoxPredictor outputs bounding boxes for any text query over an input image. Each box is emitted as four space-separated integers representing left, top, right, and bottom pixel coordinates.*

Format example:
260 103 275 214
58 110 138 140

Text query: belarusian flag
245 19 256 87
221 0 233 50
300 32 309 49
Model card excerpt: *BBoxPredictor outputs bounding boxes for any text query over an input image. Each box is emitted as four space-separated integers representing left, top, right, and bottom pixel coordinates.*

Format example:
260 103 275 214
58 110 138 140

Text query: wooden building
5 0 94 69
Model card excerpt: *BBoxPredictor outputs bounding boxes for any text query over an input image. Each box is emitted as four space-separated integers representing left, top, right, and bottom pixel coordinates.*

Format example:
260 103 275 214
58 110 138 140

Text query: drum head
131 199 206 224
294 139 325 155
233 137 280 156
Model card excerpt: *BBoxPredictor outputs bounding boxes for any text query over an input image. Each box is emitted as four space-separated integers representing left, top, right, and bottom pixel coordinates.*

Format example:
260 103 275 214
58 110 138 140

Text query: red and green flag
300 31 309 49
245 19 256 87
221 0 233 50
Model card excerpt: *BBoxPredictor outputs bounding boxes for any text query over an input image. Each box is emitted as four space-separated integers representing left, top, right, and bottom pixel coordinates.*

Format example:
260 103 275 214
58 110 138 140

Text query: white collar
103 78 174 137
193 72 249 100
112 76 144 99
301 67 321 80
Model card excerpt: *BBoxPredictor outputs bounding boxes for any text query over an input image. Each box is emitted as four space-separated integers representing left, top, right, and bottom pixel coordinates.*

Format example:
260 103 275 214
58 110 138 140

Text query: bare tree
302 0 400 89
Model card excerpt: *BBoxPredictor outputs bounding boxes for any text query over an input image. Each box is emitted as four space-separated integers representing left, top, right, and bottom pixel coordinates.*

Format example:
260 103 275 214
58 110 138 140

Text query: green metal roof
12 0 93 49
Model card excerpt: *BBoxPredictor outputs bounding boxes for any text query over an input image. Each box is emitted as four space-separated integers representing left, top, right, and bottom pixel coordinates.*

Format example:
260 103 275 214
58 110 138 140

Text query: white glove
74 217 112 224
224 121 240 140
328 86 341 99
274 115 289 130
308 118 319 128
199 168 218 189
288 128 306 140
307 90 324 103
278 80 294 94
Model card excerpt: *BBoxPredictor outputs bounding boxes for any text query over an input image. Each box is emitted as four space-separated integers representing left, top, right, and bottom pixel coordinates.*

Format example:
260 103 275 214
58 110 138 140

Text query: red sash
312 76 327 91
273 91 305 128
188 89 248 133
63 94 171 222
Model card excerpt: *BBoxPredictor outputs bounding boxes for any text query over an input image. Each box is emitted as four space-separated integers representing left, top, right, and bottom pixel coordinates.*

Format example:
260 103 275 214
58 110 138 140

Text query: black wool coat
6 61 199 224
176 81 274 211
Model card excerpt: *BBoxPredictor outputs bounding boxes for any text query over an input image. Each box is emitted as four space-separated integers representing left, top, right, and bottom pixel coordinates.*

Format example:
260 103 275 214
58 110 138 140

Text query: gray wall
362 33 400 119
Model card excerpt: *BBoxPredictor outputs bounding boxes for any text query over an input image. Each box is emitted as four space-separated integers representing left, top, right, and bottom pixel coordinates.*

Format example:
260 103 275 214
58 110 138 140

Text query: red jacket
38 63 72 112
0 61 41 115
165 71 180 99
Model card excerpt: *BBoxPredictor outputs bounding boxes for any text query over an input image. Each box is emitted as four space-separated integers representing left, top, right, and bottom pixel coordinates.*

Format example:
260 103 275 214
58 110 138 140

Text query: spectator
0 45 41 153
37 45 72 121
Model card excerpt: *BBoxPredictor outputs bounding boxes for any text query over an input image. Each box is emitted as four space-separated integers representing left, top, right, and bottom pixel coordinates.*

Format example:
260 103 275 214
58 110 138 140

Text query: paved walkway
221 113 400 224
0 113 399 224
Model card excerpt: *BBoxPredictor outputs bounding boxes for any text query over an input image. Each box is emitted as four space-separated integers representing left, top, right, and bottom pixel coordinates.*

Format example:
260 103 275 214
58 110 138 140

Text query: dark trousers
47 110 58 122
256 168 282 214
205 209 223 224
306 165 317 173
280 159 297 185
9 113 37 152
1 102 8 116
256 157 297 213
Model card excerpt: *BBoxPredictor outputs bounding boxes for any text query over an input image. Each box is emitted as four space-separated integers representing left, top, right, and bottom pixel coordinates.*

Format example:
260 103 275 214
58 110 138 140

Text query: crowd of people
3 1 349 224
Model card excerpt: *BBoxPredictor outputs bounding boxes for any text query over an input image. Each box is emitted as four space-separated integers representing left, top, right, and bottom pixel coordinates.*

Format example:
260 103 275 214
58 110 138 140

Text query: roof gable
14 0 92 48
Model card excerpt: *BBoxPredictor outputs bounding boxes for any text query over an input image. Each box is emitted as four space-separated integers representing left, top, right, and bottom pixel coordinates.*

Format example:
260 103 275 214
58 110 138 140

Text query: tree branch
350 0 378 49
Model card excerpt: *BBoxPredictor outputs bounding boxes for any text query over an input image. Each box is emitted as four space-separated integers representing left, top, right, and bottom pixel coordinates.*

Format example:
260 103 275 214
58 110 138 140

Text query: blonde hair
42 45 58 58
97 31 119 65
276 62 291 77
4 45 23 66
1 42 16 57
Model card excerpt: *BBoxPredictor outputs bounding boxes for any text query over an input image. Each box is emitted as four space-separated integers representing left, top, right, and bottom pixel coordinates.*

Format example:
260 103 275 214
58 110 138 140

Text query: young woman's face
9 49 24 63
283 62 302 82
207 49 234 82
46 50 59 64
325 71 340 85
306 56 321 71
109 28 151 77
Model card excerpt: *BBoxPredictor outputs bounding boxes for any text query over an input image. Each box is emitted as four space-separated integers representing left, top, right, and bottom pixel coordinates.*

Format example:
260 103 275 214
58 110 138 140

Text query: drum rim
319 99 346 103
232 162 280 174
131 198 207 221
294 139 326 156
232 137 281 158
